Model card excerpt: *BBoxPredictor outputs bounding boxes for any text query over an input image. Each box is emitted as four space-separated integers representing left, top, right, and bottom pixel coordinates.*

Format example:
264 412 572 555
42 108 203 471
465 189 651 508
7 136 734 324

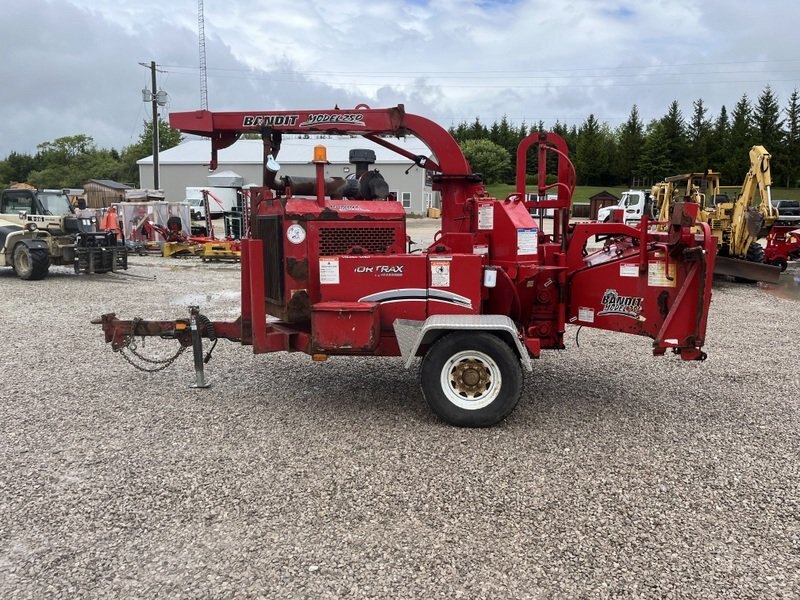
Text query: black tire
12 244 49 280
771 258 788 272
746 242 765 263
733 242 766 283
420 332 522 427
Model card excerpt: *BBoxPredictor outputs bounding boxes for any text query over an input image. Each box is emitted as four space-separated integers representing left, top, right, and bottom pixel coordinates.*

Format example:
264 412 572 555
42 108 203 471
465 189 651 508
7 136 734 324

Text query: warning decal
431 260 451 287
517 228 538 256
478 203 494 230
648 261 677 287
319 258 340 285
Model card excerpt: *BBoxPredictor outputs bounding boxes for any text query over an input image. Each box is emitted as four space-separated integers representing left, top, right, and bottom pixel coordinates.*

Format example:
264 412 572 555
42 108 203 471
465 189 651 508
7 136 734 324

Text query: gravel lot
1 248 799 598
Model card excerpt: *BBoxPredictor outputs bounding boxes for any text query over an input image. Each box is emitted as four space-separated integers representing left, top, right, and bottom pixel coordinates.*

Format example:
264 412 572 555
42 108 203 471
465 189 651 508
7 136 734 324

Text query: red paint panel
318 254 428 330
567 247 700 343
311 301 379 352
427 254 482 316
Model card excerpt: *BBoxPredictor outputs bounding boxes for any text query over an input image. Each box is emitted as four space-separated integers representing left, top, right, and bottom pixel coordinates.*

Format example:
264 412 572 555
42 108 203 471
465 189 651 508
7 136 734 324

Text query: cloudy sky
2 0 798 157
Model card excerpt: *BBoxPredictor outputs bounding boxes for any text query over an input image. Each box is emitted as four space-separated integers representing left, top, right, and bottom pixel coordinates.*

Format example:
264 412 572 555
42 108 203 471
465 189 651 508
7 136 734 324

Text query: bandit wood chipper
95 104 716 427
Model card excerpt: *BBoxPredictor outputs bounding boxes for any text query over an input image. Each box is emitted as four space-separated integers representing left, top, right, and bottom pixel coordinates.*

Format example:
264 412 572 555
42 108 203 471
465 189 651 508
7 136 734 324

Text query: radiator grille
255 215 284 303
318 226 398 256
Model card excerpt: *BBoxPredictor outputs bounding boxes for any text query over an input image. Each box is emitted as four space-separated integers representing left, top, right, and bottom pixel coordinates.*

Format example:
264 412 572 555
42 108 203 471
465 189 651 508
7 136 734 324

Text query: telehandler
0 188 127 279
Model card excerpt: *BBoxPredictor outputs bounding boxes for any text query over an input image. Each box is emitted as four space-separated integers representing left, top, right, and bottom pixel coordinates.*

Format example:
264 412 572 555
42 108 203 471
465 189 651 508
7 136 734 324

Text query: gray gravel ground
1 253 799 599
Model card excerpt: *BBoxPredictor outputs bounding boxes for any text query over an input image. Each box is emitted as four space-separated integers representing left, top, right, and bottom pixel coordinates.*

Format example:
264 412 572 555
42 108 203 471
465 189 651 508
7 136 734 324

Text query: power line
159 57 800 76
158 68 800 89
161 67 800 81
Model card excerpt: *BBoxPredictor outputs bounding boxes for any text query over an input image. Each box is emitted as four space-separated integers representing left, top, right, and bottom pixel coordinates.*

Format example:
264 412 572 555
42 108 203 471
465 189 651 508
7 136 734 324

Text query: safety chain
114 318 188 373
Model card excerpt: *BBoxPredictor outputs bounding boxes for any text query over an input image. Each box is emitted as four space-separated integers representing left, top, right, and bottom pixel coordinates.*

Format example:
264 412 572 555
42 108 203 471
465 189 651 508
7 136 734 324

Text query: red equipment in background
95 104 716 427
764 225 800 271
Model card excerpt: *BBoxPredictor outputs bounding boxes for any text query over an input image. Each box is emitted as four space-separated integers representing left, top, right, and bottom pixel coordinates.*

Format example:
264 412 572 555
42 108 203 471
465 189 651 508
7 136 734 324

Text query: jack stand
189 307 211 389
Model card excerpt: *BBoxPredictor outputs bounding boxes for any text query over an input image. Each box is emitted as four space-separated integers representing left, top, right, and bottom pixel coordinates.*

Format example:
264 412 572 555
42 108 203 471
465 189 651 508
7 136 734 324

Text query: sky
1 0 799 158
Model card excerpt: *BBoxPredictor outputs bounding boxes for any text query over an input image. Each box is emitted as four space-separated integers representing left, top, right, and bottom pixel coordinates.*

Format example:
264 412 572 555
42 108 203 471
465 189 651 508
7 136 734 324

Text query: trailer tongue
94 104 715 427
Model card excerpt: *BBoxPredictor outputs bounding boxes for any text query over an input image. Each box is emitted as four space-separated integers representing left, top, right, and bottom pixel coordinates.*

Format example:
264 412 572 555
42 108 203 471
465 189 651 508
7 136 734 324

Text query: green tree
615 105 644 185
640 119 670 181
27 134 124 188
781 89 800 187
709 105 730 170
460 139 511 184
467 117 489 140
723 94 755 184
0 151 40 186
687 99 713 172
660 100 689 173
118 118 183 186
753 85 784 151
37 134 95 161
575 114 613 185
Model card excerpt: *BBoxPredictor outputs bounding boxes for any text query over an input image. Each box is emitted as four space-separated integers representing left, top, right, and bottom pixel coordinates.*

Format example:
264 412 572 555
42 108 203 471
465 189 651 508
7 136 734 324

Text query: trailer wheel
420 332 522 427
13 244 49 280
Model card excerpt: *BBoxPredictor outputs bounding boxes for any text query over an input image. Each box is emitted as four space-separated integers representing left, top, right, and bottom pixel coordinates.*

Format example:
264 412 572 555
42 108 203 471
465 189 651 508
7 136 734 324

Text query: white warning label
478 203 494 230
578 307 595 323
319 258 340 285
517 228 539 256
431 260 450 287
648 261 676 287
620 263 639 277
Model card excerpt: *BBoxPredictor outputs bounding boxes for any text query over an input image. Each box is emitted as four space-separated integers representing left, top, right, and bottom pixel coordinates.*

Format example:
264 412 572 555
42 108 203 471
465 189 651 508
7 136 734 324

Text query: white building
138 136 440 216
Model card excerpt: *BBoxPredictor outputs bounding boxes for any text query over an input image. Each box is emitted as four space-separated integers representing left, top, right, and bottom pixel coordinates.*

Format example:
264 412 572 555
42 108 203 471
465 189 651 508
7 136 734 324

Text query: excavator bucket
744 209 765 239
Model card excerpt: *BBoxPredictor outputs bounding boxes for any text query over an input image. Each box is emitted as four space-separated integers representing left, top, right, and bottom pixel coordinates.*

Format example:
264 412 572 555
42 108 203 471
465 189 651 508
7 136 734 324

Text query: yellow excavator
651 145 779 283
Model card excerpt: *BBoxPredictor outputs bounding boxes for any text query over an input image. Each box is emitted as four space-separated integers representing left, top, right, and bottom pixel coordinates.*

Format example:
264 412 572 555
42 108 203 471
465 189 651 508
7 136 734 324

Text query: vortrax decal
354 265 404 275
597 289 643 319
299 113 365 127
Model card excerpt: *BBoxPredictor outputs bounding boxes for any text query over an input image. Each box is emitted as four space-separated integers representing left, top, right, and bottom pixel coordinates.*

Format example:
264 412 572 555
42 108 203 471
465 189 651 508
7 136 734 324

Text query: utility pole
139 61 167 190
150 60 160 189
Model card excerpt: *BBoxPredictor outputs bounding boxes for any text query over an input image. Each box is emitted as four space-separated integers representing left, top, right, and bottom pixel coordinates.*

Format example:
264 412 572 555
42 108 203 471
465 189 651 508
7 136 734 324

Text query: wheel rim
17 250 30 272
440 350 502 410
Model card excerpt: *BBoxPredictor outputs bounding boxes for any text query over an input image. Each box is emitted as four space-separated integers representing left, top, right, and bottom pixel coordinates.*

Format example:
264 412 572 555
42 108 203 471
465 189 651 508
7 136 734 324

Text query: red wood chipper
94 104 716 427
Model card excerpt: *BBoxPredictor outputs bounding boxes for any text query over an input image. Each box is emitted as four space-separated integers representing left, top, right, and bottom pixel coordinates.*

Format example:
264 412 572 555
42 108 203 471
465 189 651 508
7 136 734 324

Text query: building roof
138 136 435 166
87 179 132 190
589 190 618 200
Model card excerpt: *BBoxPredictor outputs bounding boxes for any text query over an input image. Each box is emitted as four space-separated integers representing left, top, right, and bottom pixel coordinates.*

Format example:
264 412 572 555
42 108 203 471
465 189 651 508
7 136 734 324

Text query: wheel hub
450 359 491 398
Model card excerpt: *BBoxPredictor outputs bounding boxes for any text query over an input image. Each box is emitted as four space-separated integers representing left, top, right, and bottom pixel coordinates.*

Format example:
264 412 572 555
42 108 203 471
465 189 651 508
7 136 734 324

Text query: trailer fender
393 315 533 372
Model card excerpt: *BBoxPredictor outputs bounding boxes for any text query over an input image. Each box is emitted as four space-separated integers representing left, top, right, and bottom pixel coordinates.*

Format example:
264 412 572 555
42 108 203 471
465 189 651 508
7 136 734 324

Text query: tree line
450 85 800 188
3 86 798 192
0 119 182 190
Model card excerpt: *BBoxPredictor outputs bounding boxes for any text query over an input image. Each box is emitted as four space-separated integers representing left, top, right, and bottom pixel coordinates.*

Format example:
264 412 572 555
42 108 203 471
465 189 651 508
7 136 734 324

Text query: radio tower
198 0 208 109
